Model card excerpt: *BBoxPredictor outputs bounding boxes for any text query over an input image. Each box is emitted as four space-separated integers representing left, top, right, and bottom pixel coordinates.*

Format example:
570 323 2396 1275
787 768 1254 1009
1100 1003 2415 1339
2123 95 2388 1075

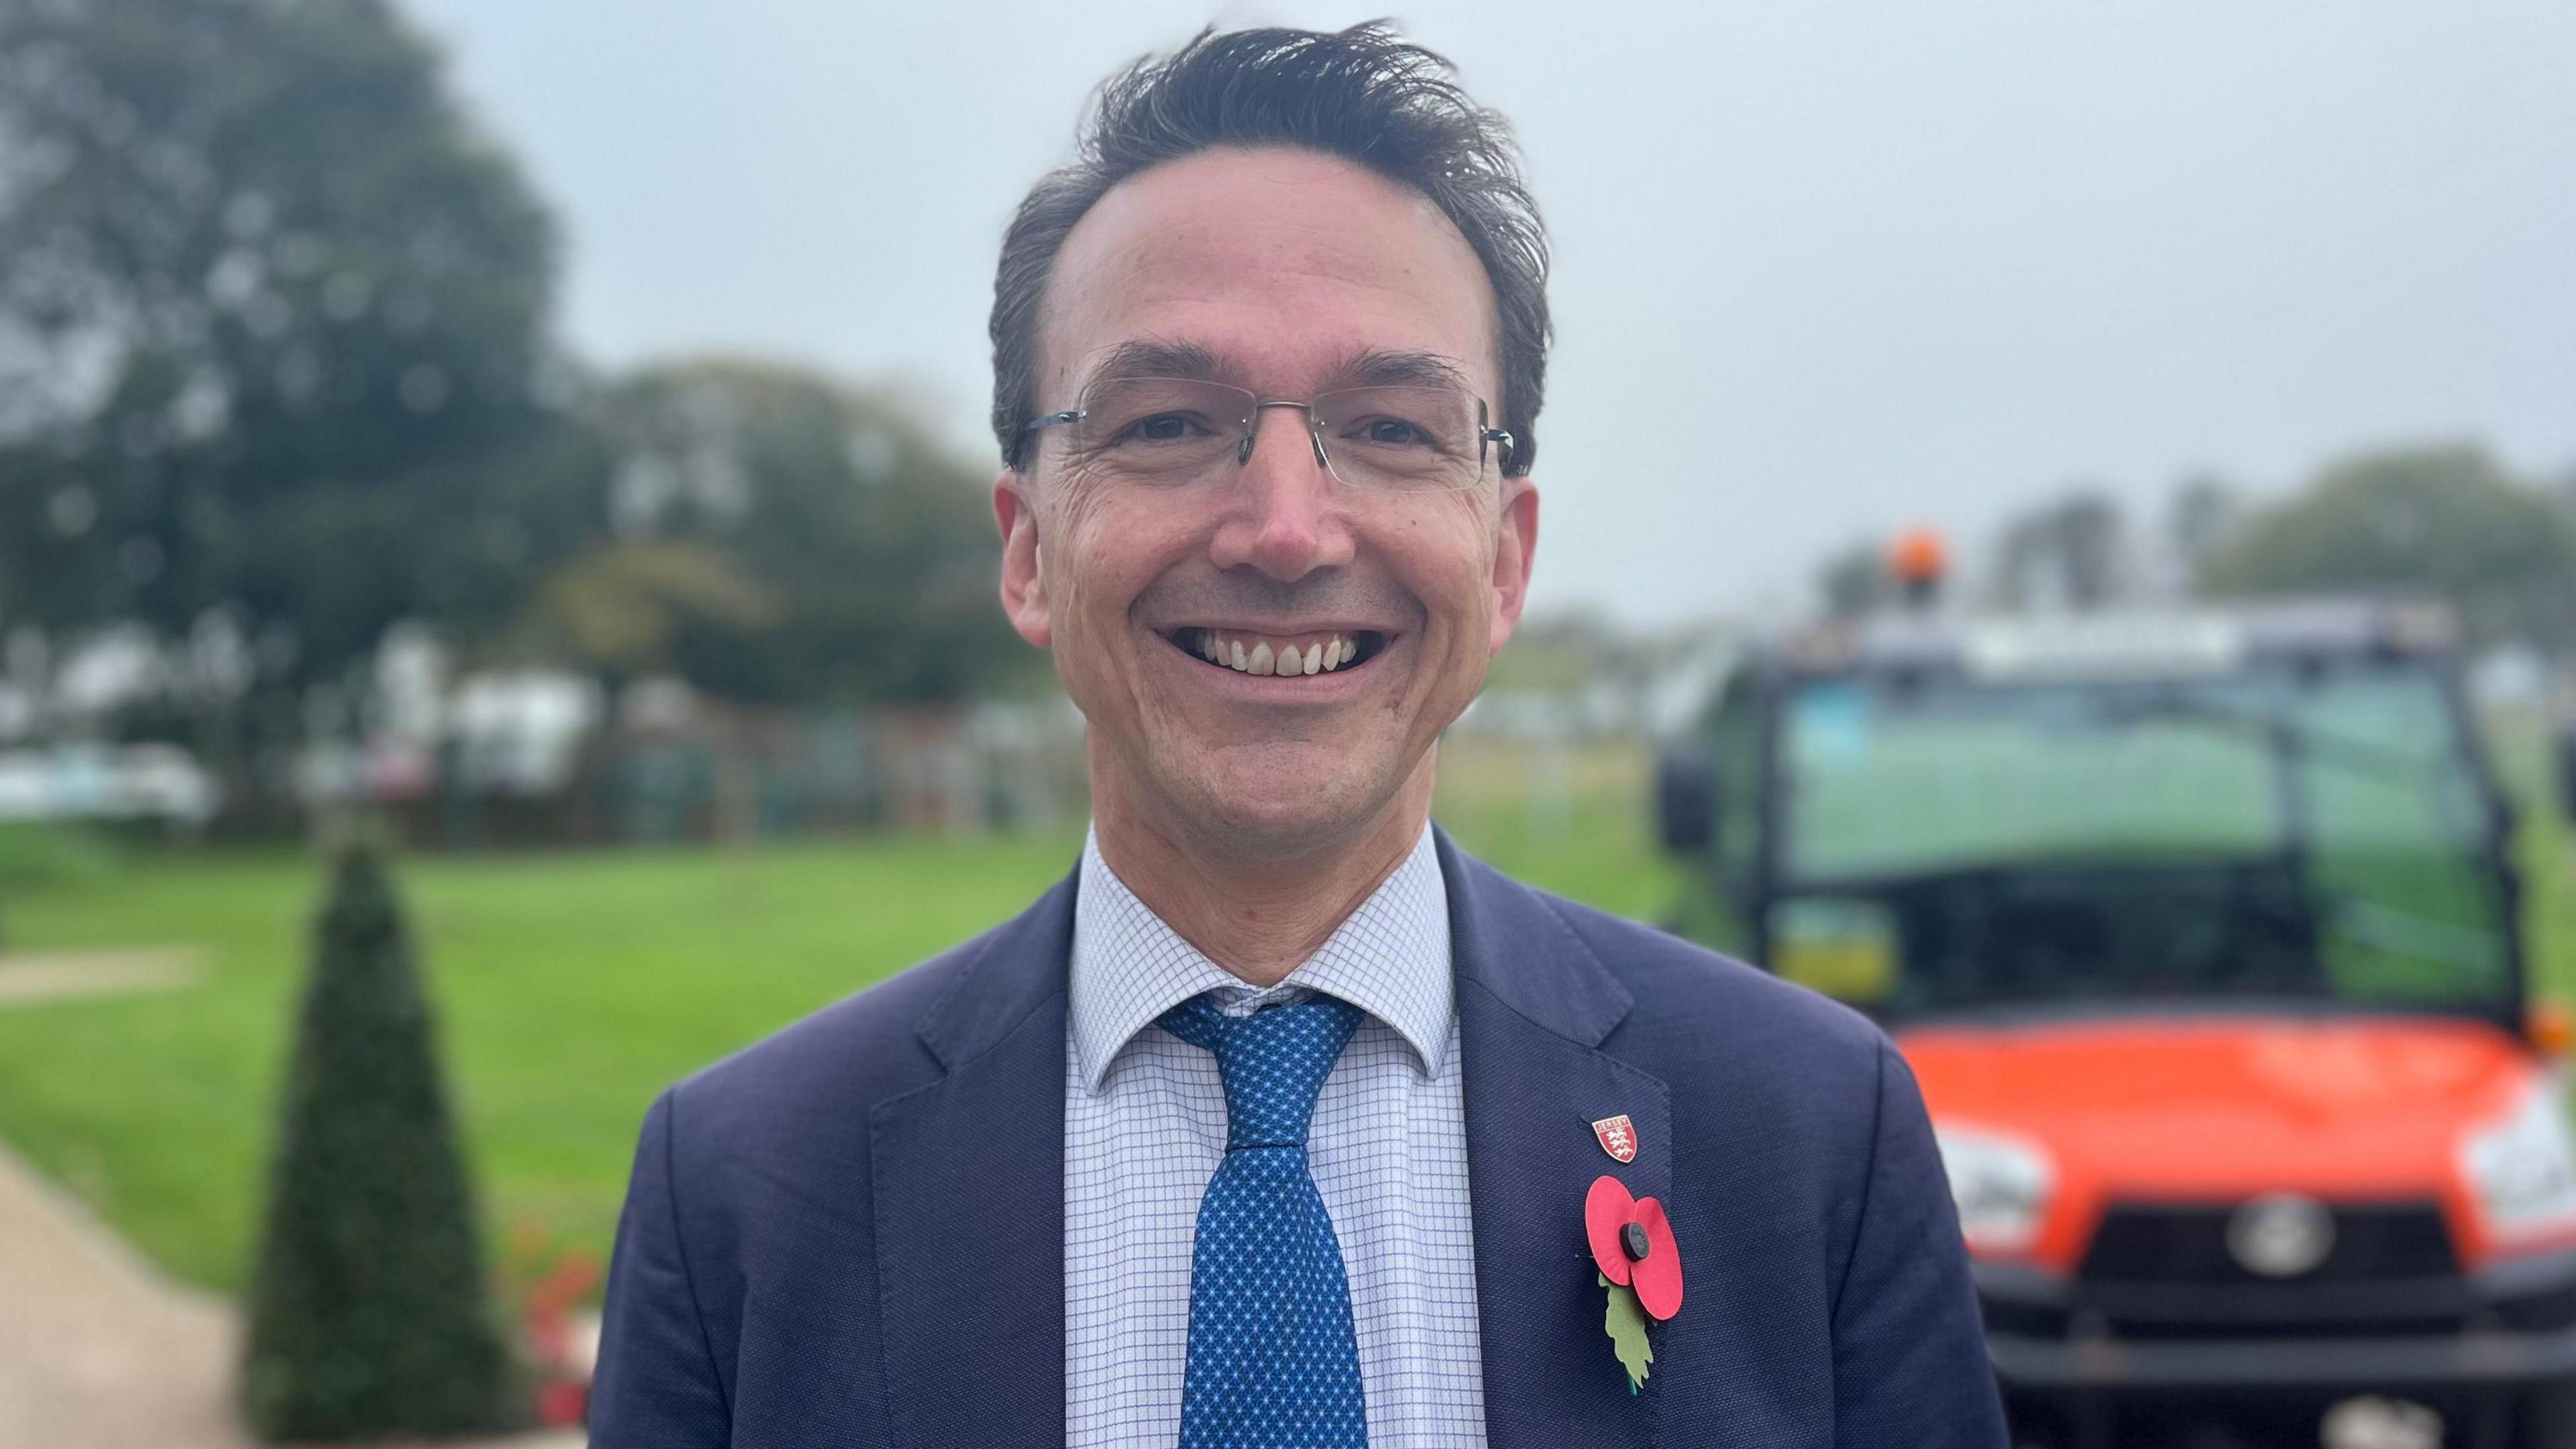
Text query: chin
1155 745 1399 862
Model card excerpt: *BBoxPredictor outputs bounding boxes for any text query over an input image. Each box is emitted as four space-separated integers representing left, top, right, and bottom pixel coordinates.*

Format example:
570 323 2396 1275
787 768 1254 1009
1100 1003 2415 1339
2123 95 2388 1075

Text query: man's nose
1208 406 1356 581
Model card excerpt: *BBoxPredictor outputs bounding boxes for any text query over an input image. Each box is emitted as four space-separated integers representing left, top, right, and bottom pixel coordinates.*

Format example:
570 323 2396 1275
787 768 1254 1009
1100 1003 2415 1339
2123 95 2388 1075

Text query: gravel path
0 948 200 1006
0 1136 582 1449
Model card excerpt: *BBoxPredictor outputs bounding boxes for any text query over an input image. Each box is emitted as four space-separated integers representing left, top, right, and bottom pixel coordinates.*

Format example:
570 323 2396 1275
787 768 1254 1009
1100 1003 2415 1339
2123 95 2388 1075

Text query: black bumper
1977 1250 2576 1395
1990 1324 2576 1393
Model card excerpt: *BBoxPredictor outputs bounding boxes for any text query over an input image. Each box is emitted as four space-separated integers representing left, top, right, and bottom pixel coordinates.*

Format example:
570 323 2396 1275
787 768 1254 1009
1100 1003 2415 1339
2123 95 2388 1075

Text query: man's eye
1116 413 1202 444
1346 417 1432 447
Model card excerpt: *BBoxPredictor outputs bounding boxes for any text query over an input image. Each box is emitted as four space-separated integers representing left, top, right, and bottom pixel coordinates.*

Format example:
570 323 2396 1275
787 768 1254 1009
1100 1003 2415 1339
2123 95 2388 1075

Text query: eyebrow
1082 339 1230 390
1079 341 1474 396
1334 349 1472 392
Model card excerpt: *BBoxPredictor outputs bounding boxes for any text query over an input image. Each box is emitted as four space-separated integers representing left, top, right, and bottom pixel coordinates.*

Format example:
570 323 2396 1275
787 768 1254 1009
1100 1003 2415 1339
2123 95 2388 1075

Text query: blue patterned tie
1158 994 1369 1449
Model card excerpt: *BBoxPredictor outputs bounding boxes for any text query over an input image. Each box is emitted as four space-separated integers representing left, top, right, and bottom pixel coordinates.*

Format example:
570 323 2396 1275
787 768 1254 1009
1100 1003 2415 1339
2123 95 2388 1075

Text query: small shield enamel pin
1591 1114 1639 1164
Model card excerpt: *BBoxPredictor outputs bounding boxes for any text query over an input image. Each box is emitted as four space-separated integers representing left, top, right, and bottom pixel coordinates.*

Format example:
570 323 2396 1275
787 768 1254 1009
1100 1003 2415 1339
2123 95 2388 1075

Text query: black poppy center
1621 1222 1650 1262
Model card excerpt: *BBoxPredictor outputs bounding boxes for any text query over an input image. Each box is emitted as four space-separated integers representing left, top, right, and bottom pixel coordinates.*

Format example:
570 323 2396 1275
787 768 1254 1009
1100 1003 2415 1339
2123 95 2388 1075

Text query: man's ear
994 472 1053 649
1487 476 1540 655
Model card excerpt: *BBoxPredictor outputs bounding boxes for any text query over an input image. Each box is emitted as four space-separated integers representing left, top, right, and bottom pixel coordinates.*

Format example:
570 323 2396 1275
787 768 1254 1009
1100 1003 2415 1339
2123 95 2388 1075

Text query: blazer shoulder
663 877 1070 1136
1531 886 1892 1078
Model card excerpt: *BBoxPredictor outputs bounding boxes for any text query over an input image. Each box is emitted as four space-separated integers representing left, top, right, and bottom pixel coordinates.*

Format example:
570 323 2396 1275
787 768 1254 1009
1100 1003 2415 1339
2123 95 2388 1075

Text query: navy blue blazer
590 831 2006 1446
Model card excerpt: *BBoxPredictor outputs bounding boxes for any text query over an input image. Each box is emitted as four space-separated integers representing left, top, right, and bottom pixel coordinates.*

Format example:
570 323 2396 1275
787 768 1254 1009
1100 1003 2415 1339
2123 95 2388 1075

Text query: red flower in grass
1585 1175 1682 1320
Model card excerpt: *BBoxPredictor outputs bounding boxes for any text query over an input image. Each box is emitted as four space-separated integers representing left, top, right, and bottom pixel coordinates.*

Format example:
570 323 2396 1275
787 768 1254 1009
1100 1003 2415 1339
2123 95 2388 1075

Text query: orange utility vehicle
1656 597 2576 1448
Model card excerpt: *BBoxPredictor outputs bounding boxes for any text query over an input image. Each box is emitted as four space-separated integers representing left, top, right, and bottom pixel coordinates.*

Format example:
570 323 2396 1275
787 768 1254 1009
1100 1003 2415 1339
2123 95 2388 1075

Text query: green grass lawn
0 837 1083 1293
0 738 1674 1297
9 719 2567 1306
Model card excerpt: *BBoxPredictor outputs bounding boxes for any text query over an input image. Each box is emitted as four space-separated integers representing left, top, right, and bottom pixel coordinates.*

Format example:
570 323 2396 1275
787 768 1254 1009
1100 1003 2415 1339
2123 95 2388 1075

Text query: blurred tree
2165 473 2242 583
533 537 782 682
241 841 512 1440
1815 538 1898 621
1487 609 1659 705
1990 489 2129 612
543 358 1028 705
0 0 582 779
2196 443 2576 647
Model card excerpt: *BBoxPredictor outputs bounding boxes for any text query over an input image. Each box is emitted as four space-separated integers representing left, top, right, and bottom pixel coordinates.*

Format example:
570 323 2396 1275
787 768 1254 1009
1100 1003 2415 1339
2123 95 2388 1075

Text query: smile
1165 627 1389 677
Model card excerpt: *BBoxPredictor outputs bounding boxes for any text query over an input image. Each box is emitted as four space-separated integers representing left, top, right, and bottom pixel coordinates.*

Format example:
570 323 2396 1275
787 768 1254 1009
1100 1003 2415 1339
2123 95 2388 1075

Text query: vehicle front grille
2079 1201 2458 1286
2029 1199 2474 1342
2496 1281 2576 1334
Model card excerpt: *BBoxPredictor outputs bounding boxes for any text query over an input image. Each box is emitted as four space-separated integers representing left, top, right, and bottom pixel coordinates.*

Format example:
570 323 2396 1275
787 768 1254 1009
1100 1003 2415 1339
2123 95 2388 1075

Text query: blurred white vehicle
0 743 221 828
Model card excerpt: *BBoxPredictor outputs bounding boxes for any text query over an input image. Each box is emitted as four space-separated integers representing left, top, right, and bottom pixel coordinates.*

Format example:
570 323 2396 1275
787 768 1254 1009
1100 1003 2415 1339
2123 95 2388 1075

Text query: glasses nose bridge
1234 398 1330 473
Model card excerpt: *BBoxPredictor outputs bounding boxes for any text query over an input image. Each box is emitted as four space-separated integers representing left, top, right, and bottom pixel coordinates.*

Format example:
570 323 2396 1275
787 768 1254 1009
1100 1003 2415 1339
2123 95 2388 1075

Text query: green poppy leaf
1599 1271 1653 1392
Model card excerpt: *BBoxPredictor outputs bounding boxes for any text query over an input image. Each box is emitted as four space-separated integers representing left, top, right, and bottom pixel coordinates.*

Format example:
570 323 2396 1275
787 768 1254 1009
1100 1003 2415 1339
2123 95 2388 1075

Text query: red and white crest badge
1591 1114 1639 1165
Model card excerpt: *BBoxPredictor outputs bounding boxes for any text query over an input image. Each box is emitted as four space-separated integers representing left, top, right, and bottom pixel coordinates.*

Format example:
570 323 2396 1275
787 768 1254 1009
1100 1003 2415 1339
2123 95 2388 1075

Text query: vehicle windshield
1770 657 2514 1018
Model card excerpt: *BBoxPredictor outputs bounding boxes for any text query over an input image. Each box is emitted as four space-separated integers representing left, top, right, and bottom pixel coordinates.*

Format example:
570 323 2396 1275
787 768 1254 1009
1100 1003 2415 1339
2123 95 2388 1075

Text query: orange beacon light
1888 527 1949 605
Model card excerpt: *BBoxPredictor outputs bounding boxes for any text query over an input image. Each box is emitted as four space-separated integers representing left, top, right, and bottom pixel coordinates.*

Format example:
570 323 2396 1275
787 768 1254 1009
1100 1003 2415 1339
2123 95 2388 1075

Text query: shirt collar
1069 823 1453 1093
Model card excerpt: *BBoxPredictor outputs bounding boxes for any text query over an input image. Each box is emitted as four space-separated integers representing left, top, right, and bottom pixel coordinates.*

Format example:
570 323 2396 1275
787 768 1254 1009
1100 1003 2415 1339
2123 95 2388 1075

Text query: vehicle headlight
1934 1124 2054 1253
2463 1078 2576 1242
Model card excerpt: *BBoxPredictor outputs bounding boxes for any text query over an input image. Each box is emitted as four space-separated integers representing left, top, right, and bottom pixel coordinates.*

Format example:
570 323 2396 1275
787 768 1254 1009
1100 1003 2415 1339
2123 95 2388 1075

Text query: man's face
995 146 1539 861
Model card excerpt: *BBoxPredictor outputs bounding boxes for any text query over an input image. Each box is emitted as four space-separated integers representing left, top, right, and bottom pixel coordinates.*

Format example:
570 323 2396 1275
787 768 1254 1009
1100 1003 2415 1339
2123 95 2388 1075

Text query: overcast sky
402 1 2576 625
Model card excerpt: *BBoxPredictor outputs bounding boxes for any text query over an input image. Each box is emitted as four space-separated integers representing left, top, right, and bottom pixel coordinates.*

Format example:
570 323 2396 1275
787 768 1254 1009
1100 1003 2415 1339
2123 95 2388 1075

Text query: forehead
1041 146 1498 398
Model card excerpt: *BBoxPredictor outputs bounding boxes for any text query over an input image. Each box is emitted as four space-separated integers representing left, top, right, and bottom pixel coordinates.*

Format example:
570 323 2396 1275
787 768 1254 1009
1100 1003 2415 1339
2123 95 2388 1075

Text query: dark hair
989 23 1550 476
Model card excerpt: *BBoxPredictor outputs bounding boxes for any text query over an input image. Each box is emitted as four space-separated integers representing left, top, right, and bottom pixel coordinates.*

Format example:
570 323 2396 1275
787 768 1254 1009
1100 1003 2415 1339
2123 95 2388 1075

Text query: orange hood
1896 1013 2549 1271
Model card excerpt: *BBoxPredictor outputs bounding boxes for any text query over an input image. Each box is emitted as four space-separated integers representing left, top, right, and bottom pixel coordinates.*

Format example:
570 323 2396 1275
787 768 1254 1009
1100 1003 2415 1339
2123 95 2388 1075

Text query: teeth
1191 632 1361 675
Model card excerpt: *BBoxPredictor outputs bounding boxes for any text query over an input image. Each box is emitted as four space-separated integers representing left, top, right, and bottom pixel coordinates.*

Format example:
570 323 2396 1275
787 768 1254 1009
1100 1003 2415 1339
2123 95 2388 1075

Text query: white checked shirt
1065 825 1489 1448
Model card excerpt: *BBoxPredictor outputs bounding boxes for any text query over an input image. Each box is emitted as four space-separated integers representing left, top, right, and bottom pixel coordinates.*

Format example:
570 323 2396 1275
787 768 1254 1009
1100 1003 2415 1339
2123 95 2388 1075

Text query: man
590 23 2003 1448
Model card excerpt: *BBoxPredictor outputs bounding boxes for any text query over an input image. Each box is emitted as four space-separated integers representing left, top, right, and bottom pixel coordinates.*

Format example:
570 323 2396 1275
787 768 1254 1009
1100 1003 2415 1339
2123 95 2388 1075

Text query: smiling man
590 25 2003 1449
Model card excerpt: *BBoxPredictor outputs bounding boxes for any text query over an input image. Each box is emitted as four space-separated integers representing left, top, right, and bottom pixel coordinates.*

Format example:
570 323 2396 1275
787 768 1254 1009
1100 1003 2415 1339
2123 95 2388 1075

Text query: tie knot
1158 995 1363 1150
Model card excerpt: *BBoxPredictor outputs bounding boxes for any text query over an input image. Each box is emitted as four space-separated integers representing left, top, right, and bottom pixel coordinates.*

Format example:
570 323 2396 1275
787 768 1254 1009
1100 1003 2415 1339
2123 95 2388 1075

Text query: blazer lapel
871 872 1075 1446
1442 831 1670 1449
868 841 1674 1444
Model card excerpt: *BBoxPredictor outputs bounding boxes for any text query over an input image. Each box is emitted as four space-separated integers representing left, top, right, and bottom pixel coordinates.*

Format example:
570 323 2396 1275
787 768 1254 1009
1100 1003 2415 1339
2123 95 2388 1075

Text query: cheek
1046 486 1189 637
1397 510 1502 636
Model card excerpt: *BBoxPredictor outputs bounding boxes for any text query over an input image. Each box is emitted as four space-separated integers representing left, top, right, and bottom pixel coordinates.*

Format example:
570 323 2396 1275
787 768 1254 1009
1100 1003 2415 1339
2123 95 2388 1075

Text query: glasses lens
1071 377 1249 484
1310 386 1488 492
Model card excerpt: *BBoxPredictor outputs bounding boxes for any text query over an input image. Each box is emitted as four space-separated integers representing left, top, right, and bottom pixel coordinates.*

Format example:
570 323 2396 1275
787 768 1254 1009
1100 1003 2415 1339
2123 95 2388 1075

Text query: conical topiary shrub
241 841 514 1440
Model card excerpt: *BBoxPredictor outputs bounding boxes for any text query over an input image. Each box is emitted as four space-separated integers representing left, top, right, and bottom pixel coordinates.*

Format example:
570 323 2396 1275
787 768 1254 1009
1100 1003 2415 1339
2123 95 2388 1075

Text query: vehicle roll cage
1707 621 2528 1034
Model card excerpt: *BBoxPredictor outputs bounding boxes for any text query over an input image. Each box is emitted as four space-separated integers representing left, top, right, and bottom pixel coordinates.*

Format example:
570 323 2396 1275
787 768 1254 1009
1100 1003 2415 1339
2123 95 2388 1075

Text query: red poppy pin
1586 1174 1682 1393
